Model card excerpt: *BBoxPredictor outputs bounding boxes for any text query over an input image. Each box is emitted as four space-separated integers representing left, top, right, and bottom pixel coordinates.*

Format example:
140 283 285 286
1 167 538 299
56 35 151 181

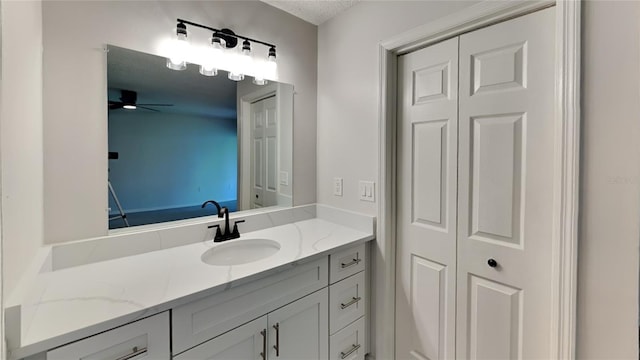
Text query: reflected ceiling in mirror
107 45 293 229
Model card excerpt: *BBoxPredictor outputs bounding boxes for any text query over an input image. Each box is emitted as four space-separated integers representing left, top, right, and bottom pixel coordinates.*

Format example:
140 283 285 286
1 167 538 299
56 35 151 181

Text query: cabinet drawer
330 317 366 360
172 257 328 355
47 312 170 360
329 271 366 334
330 244 365 284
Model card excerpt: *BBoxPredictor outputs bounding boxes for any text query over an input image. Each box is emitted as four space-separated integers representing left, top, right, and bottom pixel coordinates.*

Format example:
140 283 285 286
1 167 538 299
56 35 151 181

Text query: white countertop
9 216 374 358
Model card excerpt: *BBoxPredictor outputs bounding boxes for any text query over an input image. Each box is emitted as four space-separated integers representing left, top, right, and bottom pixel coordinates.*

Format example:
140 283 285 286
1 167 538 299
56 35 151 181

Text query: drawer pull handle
273 323 280 357
340 258 361 269
115 346 147 360
340 344 361 359
260 329 267 360
340 296 362 310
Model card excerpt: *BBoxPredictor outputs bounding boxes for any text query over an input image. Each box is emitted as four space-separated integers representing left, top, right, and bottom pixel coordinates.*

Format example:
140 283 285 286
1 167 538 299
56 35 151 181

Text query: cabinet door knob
487 258 498 268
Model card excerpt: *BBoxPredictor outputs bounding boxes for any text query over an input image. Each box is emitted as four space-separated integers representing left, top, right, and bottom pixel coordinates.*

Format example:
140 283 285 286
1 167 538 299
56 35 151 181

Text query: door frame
375 1 580 359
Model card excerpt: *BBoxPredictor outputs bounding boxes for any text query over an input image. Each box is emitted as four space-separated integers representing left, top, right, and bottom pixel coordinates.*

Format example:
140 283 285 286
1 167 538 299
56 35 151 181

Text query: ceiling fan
108 90 173 112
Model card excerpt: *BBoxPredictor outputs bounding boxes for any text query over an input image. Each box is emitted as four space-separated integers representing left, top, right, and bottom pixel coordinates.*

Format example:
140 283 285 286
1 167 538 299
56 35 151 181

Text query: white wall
317 2 478 358
42 1 317 244
0 0 44 299
318 0 640 358
577 1 640 358
0 1 4 355
317 1 477 214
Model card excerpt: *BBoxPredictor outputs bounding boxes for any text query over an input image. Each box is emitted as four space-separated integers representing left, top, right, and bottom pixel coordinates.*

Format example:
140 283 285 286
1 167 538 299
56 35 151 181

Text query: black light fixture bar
176 18 276 49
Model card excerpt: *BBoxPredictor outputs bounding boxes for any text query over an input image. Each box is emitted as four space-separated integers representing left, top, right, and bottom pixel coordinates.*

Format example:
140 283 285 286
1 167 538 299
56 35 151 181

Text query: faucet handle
208 224 224 242
231 220 245 239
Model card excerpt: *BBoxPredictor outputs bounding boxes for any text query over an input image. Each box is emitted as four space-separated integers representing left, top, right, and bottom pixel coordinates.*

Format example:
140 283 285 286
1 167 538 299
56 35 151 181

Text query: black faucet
202 200 245 242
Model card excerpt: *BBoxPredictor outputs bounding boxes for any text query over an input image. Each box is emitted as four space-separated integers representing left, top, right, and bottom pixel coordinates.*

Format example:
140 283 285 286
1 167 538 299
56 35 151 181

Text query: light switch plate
333 177 343 196
359 181 375 202
280 171 289 186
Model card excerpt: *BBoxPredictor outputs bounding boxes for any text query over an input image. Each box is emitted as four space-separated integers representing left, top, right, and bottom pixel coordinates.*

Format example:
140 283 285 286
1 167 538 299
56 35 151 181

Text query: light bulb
123 105 136 110
199 36 224 77
228 47 251 81
166 23 189 71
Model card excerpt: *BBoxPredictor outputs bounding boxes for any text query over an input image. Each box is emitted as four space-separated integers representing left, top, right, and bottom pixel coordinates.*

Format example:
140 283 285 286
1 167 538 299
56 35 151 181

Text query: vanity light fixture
166 19 278 85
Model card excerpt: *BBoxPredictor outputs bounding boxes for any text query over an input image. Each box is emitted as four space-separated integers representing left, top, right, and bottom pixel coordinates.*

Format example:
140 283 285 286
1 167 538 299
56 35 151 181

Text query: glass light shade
199 65 218 76
199 42 223 77
265 56 277 79
226 49 251 81
228 72 244 81
252 58 269 85
253 77 267 86
166 33 189 71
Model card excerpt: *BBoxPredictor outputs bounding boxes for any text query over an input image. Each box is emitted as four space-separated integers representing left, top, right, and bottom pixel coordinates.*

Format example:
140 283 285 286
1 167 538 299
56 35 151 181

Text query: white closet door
396 36 458 360
456 7 555 359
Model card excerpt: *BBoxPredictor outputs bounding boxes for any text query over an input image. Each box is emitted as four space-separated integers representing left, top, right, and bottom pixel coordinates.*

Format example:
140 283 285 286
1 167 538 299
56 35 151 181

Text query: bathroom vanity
5 205 374 360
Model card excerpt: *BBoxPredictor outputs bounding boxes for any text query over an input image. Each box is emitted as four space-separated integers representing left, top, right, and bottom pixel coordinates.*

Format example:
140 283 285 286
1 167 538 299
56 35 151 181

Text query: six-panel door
396 6 556 360
456 7 555 359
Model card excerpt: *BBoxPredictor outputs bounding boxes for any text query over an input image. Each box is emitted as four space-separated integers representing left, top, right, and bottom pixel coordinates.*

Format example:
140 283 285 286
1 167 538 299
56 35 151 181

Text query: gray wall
317 1 479 357
577 1 640 358
0 0 44 300
42 1 317 244
318 0 640 357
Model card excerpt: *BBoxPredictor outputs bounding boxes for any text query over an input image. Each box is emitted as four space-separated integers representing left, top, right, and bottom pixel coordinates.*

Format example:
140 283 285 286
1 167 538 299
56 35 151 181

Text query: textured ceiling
260 0 360 25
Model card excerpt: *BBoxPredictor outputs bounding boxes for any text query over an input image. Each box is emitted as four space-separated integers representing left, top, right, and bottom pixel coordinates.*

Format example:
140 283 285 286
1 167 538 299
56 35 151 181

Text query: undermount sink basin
201 239 281 266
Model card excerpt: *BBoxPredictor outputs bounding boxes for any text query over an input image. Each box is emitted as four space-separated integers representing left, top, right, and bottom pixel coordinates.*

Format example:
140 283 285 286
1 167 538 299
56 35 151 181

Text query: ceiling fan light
123 104 137 110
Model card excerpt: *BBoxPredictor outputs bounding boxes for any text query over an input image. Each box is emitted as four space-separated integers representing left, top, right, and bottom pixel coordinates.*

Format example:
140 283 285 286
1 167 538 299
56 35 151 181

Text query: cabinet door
46 312 169 360
174 316 268 360
268 288 329 360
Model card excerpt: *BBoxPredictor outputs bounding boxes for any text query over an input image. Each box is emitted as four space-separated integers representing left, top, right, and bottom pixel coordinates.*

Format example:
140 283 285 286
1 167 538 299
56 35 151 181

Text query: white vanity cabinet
176 289 328 360
328 244 367 360
266 289 328 359
19 242 370 360
46 312 170 360
172 243 367 360
173 316 267 360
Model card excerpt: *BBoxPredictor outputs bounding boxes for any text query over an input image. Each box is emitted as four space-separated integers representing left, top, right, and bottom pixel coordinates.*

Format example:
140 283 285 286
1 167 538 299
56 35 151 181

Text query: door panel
396 36 458 360
457 7 555 359
467 275 522 360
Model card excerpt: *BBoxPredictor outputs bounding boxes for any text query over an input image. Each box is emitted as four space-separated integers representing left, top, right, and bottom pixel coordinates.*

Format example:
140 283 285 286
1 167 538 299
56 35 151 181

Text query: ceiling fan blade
137 103 174 107
109 101 124 110
137 106 160 112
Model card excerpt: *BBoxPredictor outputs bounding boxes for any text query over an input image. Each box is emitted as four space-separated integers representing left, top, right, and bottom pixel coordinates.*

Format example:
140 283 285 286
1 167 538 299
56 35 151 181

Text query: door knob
487 258 498 268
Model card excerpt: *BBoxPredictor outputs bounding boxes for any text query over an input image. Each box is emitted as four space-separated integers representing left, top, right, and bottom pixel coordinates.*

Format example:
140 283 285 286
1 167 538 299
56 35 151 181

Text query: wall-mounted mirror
107 45 293 229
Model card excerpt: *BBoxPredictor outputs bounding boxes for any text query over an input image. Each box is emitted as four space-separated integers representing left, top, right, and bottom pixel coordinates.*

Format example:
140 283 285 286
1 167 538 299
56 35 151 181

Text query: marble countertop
8 215 374 359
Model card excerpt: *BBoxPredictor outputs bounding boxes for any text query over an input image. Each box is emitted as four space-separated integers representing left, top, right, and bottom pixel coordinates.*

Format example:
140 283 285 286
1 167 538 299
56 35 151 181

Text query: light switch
280 171 289 186
334 177 343 196
359 181 375 202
